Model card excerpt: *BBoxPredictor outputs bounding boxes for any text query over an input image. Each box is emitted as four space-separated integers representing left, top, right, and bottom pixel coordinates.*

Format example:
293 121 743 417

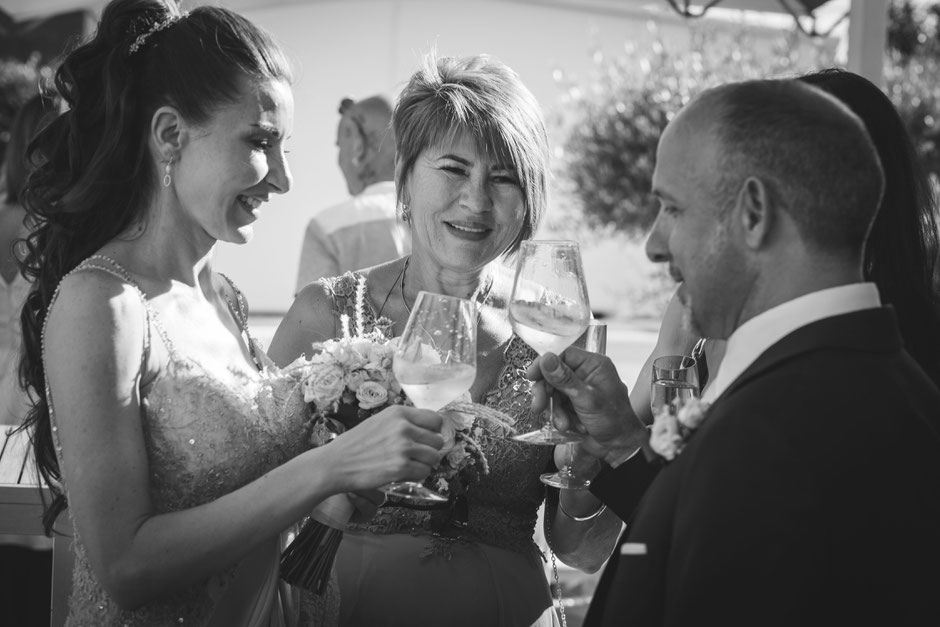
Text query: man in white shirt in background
295 95 410 293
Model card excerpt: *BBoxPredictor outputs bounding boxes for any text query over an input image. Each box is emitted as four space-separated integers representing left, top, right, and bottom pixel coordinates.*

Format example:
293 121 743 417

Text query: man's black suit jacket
586 307 940 626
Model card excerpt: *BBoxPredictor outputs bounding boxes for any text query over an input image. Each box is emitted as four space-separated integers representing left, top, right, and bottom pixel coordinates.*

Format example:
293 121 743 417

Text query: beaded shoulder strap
83 254 179 359
42 255 159 457
42 255 160 362
217 272 261 368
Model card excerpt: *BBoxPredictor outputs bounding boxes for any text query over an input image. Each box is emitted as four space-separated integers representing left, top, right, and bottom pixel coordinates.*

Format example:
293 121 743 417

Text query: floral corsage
649 397 711 461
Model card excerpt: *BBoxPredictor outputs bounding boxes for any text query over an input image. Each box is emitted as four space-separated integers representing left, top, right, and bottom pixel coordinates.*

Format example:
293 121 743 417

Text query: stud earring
163 159 173 188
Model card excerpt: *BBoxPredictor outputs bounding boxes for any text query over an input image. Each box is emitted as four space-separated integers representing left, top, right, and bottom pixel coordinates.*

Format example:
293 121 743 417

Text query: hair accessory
162 159 172 188
129 14 185 55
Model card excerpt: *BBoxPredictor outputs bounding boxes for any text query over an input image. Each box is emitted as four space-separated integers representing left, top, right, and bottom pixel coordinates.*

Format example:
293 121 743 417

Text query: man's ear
150 105 185 163
736 176 774 249
350 128 367 167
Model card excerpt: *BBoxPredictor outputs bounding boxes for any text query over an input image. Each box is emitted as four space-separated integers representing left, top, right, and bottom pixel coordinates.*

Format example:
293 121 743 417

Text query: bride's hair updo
392 53 550 257
17 0 293 533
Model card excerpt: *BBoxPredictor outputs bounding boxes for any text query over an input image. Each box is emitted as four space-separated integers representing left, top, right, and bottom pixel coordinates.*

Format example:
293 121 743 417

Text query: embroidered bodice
320 272 553 559
45 257 311 626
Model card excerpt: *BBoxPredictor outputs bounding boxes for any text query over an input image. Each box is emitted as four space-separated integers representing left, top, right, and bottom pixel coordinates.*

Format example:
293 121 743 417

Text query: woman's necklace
398 256 493 314
397 256 500 358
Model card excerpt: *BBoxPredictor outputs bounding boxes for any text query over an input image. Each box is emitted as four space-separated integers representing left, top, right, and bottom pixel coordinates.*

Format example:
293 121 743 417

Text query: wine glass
540 320 606 489
650 355 700 419
508 240 591 445
387 291 477 503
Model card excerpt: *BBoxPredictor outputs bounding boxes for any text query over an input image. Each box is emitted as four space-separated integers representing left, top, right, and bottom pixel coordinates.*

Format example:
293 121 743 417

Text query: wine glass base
511 427 585 446
540 471 590 490
381 481 448 503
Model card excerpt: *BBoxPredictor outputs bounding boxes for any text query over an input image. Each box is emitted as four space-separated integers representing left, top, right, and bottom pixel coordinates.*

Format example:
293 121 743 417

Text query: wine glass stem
545 396 555 431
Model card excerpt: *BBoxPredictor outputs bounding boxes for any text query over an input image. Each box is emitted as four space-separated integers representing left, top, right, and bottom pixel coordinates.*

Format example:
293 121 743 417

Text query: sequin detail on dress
43 258 317 626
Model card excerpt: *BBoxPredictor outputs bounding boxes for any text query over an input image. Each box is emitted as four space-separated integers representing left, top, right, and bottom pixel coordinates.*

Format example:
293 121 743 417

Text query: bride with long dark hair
17 1 443 624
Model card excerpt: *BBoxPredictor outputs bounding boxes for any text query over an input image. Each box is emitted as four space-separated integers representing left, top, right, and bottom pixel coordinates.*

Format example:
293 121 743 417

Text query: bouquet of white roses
280 312 501 593
280 315 408 594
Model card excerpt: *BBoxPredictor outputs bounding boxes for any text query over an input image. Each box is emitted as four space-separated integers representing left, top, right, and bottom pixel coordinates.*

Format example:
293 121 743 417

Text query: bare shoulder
47 269 147 342
268 279 337 366
359 260 401 302
44 269 149 383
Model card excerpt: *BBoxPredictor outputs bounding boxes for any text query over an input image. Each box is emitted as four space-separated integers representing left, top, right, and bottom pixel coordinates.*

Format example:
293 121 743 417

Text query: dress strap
81 254 180 360
217 272 261 369
319 272 395 339
41 254 158 459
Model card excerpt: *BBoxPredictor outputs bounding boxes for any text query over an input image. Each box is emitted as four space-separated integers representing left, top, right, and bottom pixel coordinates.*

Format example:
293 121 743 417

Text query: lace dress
320 273 557 627
45 257 335 626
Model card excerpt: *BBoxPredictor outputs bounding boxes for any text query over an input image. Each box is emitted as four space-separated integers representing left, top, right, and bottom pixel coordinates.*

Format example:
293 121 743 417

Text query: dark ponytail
799 69 940 384
17 0 292 534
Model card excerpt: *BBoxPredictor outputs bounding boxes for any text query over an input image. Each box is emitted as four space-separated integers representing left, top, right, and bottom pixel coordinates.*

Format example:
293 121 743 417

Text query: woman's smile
444 219 492 241
237 194 265 218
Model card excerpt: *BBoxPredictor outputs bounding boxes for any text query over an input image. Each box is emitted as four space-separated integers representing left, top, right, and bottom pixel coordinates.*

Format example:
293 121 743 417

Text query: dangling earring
163 158 173 188
401 203 411 223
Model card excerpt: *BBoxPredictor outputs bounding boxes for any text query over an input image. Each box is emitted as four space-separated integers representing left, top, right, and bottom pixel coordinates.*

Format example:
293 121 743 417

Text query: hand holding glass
387 291 477 503
508 240 591 445
540 320 606 489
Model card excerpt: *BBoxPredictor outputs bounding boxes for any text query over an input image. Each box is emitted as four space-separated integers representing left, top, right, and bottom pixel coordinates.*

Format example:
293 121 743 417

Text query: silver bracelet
558 498 608 522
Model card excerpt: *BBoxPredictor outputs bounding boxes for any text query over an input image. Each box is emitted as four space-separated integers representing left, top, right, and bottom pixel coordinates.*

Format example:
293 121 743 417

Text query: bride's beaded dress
46 257 329 626
319 273 557 627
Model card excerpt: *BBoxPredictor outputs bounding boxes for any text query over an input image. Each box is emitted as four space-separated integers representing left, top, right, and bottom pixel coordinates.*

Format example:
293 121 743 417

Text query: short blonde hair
393 53 550 255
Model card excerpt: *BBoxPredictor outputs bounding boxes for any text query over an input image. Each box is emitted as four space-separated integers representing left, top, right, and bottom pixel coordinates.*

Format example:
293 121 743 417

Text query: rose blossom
677 398 709 430
304 363 347 407
649 411 682 461
345 369 367 391
355 381 389 410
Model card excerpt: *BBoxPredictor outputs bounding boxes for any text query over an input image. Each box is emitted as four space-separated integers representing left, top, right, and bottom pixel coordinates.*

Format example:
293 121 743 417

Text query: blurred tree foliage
556 1 940 235
886 0 940 188
553 23 834 234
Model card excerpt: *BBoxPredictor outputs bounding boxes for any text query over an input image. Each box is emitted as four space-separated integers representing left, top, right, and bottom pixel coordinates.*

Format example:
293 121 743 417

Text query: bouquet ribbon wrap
311 494 355 529
280 495 355 594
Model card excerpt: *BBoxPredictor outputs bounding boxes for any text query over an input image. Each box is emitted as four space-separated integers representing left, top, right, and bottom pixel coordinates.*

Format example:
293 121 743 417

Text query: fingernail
543 353 559 371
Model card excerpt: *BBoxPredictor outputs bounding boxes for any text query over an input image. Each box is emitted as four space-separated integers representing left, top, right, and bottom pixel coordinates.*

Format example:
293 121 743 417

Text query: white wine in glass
387 291 477 503
541 320 606 489
650 355 700 419
508 240 591 445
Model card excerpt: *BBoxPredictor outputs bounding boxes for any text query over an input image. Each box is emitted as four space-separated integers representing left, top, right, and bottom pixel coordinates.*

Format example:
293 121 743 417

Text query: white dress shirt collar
701 283 881 403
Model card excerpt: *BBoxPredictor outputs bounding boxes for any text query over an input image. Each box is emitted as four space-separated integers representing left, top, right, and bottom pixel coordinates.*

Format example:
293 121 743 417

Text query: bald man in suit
530 79 940 627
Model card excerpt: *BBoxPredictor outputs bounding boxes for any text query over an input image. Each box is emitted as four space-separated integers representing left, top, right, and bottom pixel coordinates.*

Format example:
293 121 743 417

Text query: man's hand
528 347 648 467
